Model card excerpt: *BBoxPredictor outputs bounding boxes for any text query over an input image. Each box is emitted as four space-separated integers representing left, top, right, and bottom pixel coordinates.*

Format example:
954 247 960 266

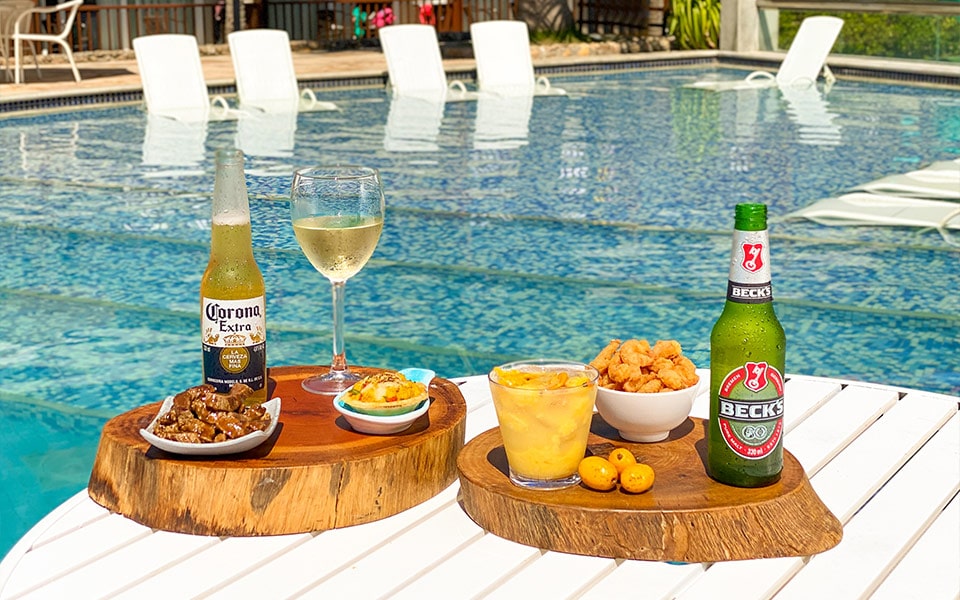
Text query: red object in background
419 3 435 25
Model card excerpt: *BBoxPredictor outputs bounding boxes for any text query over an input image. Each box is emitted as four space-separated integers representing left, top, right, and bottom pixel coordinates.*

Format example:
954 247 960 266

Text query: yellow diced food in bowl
493 367 592 390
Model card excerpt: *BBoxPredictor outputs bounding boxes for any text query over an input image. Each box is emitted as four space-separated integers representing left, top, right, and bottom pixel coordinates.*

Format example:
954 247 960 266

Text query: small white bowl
140 396 281 455
595 381 700 443
332 368 435 435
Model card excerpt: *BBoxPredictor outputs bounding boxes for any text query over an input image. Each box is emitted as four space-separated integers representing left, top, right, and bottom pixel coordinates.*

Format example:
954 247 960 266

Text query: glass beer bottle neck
734 203 767 231
209 221 254 258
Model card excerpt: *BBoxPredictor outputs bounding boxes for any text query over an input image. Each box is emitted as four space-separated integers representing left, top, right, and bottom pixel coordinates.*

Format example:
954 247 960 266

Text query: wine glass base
301 371 362 395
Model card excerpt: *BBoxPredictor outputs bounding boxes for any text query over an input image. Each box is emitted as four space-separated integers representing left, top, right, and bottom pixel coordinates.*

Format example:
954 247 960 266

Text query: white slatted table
1 373 957 600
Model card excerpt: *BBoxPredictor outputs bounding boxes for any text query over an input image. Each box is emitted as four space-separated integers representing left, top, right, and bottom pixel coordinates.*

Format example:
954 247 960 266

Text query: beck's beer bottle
707 203 786 487
200 149 267 403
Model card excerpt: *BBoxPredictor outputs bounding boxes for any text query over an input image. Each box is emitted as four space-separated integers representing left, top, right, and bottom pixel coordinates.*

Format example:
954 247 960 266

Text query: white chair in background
470 20 565 97
227 29 337 113
378 24 479 102
788 192 960 245
1 0 34 81
133 34 240 122
851 159 960 200
12 0 83 84
686 16 844 91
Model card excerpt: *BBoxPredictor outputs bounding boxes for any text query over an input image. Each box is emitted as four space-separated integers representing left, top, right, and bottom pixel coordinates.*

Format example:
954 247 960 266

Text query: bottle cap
734 203 767 231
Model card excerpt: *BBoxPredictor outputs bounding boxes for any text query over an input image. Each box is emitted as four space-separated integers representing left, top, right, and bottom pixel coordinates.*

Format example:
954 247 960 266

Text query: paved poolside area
2 43 957 109
0 47 413 103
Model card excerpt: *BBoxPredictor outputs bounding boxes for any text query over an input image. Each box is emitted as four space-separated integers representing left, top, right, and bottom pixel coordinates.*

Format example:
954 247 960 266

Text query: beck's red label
717 363 784 460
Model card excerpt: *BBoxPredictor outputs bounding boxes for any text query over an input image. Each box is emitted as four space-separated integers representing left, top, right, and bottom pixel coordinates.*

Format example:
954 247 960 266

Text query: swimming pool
1 66 958 557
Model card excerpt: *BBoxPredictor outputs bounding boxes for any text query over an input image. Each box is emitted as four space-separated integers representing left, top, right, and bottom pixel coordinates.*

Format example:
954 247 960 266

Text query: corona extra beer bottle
707 203 786 487
200 149 267 403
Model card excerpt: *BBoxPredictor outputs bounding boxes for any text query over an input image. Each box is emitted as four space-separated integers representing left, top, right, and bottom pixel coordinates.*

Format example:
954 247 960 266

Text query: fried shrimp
590 339 622 373
589 338 699 393
619 339 654 367
651 339 682 359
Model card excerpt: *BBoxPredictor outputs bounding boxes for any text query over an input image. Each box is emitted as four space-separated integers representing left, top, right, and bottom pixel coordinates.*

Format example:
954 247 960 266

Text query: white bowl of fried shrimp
590 338 701 443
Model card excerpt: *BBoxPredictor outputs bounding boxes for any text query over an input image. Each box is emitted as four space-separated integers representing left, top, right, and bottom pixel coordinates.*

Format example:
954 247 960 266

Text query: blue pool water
1 66 958 558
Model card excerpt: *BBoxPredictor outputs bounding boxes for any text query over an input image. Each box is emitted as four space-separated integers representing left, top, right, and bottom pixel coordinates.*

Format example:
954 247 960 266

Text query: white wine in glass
291 166 385 395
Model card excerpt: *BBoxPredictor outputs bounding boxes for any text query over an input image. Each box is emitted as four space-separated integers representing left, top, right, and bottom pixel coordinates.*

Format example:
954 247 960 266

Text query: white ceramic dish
140 396 281 455
333 368 435 435
595 381 700 443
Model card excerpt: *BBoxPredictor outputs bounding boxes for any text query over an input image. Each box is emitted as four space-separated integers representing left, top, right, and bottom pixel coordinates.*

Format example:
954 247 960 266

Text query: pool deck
3 46 957 112
0 47 403 103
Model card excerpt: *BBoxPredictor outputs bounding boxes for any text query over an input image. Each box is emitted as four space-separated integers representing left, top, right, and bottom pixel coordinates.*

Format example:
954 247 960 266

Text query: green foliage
669 0 722 50
780 11 960 62
530 28 590 44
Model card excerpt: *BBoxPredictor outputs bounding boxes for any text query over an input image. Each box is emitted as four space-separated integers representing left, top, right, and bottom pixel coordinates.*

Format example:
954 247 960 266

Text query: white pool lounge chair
470 20 565 97
383 95 444 152
788 192 960 245
227 29 338 113
851 159 960 200
474 94 533 150
134 34 239 123
378 24 479 102
687 16 844 92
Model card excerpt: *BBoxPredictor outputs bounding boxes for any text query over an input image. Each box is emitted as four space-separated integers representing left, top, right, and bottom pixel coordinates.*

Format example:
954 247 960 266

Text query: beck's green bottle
707 203 786 487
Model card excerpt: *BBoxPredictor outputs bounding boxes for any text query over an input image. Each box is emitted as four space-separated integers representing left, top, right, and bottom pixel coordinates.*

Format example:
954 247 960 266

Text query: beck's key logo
744 362 769 392
741 243 764 273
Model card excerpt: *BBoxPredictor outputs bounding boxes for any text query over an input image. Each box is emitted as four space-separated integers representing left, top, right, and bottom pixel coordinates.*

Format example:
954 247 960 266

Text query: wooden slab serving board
457 415 842 563
88 365 466 536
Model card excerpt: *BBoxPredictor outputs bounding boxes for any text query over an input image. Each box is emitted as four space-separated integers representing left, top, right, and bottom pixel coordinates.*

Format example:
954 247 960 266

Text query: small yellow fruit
620 463 655 494
607 447 637 473
578 456 619 491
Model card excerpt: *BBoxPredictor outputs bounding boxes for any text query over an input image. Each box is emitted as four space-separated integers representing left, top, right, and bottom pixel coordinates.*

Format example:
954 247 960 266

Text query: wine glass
290 166 385 395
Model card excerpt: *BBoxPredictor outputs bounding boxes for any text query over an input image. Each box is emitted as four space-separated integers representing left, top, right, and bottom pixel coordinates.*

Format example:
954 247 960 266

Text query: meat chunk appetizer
153 384 271 443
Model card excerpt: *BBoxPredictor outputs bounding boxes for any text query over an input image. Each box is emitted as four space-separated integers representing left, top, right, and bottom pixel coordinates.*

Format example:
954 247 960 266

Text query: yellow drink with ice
489 360 599 490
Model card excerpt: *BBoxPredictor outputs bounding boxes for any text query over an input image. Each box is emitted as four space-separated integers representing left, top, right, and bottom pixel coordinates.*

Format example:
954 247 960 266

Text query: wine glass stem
329 279 348 373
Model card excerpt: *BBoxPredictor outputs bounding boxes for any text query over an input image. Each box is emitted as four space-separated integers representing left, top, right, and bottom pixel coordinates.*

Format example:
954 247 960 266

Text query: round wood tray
457 415 842 563
88 365 466 536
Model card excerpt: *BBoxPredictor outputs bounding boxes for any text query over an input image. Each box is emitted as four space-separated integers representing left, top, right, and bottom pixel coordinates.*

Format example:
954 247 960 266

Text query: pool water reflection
1 67 958 557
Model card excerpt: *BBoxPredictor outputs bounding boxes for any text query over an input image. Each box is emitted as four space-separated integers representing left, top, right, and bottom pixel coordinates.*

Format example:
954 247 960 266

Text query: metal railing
575 0 670 37
51 0 516 51
756 1 960 15
31 2 221 52
756 0 960 61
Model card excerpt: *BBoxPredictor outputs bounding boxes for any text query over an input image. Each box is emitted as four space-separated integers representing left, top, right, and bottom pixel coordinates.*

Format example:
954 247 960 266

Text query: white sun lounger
470 20 565 97
851 159 960 200
378 24 480 102
788 192 960 245
133 34 240 123
228 29 337 113
686 16 844 92
383 95 445 152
